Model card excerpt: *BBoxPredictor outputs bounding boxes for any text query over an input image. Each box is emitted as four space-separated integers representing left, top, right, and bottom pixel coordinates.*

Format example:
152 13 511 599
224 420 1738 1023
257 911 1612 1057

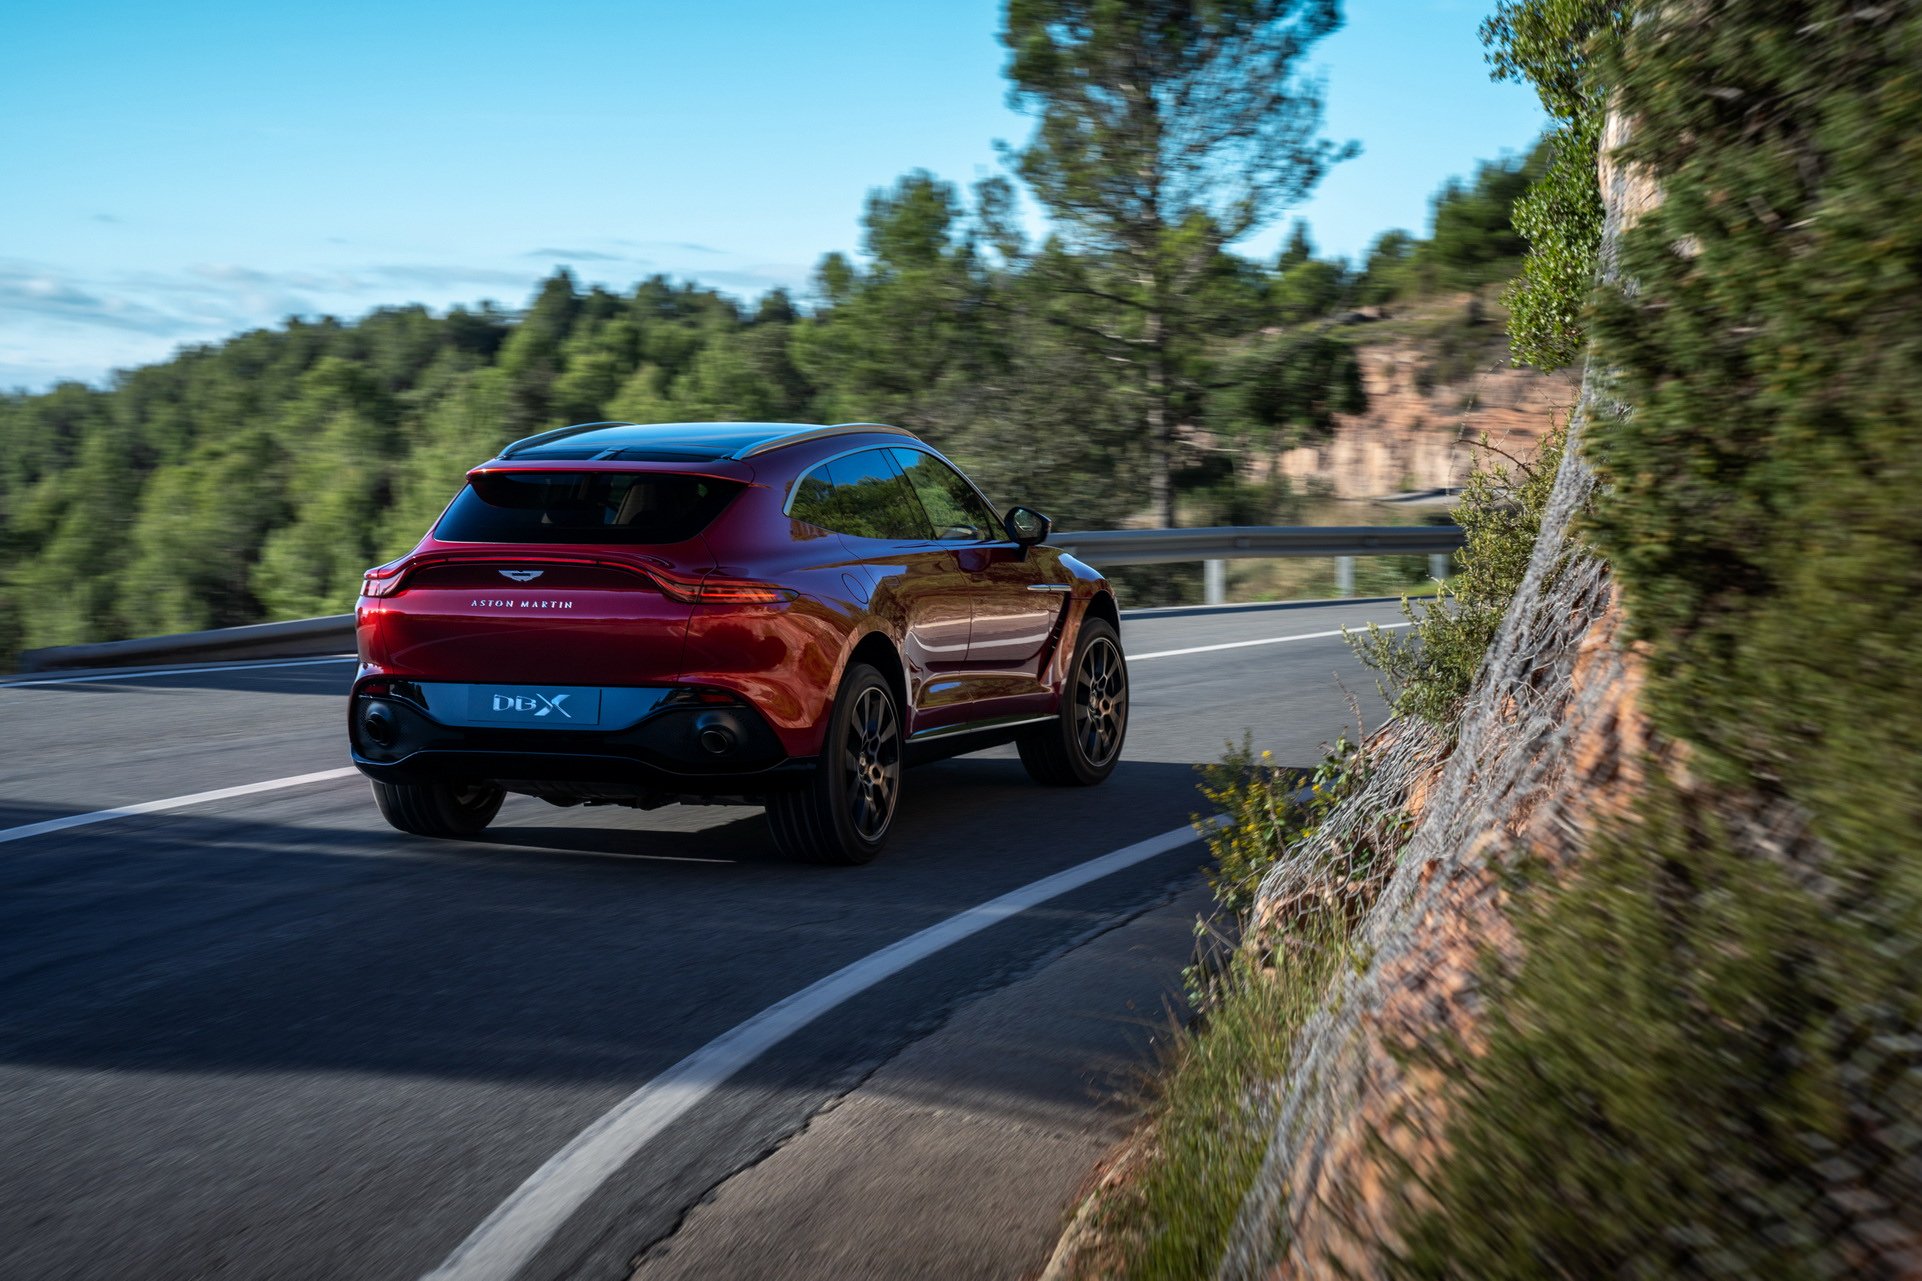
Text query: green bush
1192 735 1364 919
1479 0 1629 371
1583 1 1922 860
1393 778 1903 1280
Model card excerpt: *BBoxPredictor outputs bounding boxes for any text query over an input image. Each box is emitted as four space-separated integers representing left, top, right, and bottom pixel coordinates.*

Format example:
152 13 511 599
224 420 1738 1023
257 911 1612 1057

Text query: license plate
466 685 602 727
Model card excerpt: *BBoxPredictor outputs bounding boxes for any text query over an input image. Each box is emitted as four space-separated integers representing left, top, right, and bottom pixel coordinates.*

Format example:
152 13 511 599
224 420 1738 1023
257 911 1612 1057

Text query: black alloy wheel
844 684 901 843
767 662 902 864
1018 617 1128 786
1070 631 1126 768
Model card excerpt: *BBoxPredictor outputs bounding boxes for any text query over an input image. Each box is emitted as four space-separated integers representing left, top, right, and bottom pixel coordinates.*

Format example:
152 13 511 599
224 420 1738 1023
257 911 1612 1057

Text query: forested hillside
0 147 1546 656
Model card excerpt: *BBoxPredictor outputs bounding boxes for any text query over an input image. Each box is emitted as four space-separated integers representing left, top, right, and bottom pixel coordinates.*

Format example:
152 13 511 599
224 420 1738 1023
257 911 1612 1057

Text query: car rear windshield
434 471 742 545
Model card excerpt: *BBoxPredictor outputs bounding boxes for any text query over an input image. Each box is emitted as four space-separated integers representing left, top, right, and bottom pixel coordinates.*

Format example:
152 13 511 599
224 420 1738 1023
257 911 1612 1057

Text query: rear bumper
351 748 816 794
348 681 814 795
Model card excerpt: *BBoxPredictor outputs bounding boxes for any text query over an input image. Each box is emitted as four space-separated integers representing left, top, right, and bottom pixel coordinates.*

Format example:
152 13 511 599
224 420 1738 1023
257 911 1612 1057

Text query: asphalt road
0 597 1405 1281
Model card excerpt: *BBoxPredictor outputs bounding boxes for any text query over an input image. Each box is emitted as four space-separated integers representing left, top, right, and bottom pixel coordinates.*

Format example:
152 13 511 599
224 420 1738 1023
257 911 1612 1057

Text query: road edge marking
1 620 1404 846
1130 619 1411 661
0 768 361 845
422 819 1214 1281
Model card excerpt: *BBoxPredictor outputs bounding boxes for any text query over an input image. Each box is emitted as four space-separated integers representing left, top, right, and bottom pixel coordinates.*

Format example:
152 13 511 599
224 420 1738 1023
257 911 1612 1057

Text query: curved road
0 598 1403 1281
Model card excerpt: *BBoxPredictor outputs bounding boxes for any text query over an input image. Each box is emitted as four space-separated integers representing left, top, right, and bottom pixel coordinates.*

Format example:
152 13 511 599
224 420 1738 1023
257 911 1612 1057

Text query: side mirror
1003 505 1051 549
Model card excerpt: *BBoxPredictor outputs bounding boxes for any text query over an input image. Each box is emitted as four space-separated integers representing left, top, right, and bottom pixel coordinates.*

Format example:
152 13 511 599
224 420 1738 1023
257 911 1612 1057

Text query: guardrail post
1335 555 1355 598
1203 558 1226 607
1429 552 1452 583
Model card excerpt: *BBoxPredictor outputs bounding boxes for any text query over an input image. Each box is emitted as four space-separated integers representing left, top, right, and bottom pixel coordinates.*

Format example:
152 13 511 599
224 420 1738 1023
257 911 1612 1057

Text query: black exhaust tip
693 712 735 756
361 702 399 747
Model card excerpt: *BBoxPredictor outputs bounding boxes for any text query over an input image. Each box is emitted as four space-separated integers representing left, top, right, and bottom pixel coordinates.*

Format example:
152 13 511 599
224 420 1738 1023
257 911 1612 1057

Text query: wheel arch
845 630 908 718
1082 588 1120 636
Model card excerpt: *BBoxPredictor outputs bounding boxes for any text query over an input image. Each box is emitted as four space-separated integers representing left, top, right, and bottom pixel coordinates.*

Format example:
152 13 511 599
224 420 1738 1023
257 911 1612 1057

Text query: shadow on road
0 758 1210 1092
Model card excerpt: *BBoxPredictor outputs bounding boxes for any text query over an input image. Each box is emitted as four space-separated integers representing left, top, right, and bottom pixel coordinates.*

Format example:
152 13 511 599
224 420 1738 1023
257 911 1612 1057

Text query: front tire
766 663 901 865
370 779 504 839
1019 617 1127 786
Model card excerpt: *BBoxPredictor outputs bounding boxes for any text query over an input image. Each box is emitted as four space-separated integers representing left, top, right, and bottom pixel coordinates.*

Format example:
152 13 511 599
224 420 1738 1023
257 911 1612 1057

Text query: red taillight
651 568 796 605
690 579 797 604
362 560 407 597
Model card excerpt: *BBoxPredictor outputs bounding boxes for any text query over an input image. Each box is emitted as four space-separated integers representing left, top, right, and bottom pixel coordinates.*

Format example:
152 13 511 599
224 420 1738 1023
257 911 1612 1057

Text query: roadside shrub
1057 730 1388 1279
1582 0 1922 864
1192 735 1363 919
1081 935 1351 1281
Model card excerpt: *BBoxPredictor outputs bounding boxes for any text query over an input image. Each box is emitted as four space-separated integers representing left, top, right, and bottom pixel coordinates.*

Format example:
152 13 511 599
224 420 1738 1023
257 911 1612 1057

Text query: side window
789 449 933 541
891 449 999 542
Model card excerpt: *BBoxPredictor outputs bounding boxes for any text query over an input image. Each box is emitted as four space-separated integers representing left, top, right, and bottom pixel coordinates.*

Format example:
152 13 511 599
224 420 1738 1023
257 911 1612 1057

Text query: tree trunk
1144 303 1175 528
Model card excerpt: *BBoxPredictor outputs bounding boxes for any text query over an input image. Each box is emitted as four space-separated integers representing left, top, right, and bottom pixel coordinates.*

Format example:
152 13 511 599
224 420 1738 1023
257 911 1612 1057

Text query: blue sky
2 0 1544 391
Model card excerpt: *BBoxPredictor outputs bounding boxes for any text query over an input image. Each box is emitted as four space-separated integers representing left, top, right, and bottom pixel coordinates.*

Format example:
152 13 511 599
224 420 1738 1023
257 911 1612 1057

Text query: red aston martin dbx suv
348 421 1128 863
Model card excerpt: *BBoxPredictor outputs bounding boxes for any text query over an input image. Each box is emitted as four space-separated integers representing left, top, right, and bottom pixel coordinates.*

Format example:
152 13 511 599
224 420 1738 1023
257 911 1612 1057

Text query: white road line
1130 619 1411 662
422 820 1213 1281
0 654 358 688
0 617 1406 848
1119 593 1406 618
0 620 1406 847
3 612 1395 1259
0 768 360 845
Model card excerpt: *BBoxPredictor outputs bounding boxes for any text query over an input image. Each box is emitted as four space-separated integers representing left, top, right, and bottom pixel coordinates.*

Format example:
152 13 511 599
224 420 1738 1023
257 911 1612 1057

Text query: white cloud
0 248 813 391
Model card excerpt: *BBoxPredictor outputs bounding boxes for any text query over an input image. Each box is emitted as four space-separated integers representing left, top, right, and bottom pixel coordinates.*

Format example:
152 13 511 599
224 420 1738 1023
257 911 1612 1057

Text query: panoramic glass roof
498 422 892 462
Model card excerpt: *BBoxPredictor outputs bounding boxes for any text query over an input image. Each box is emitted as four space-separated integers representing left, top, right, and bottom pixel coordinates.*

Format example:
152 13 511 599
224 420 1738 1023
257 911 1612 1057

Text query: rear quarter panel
683 476 872 758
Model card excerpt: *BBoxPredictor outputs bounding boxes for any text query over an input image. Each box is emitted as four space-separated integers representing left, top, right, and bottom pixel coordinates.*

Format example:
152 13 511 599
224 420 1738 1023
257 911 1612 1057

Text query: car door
889 448 1061 693
788 448 972 718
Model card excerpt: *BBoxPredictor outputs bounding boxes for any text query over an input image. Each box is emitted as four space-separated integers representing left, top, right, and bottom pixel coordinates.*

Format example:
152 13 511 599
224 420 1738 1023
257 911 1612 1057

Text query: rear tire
1018 617 1127 786
766 663 901 865
370 779 504 839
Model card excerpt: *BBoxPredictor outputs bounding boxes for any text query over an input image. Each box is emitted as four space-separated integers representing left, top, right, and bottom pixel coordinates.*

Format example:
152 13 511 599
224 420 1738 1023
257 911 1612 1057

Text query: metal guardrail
1049 523 1462 565
1051 523 1463 609
1051 523 1464 608
13 524 1461 674
15 614 359 675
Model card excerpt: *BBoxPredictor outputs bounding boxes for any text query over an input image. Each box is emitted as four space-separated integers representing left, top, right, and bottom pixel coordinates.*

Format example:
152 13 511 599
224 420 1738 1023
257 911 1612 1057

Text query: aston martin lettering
469 598 575 609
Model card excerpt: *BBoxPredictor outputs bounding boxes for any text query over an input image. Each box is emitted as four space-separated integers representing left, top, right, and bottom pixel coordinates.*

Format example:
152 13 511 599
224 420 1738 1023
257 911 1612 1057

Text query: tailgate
359 559 693 685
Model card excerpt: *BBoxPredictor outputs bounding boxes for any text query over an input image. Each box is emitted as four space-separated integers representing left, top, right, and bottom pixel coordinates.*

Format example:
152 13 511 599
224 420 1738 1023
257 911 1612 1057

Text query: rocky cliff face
1216 110 1655 1279
1269 308 1578 500
1221 401 1624 1280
